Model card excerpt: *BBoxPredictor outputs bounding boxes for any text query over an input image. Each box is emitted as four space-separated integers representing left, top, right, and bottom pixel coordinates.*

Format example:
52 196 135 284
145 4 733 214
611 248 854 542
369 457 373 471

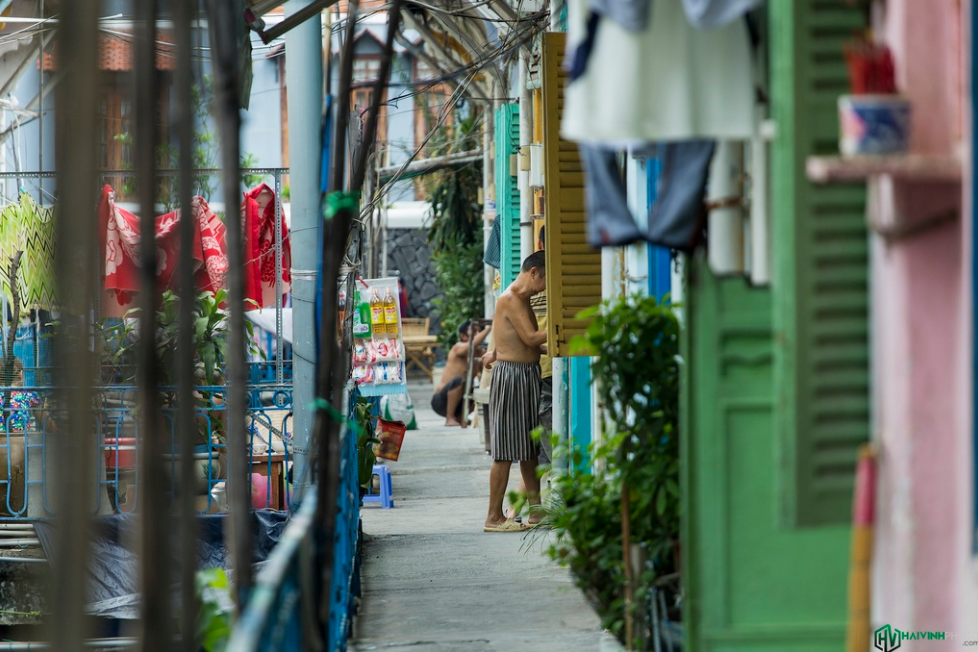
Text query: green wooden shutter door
542 32 600 358
495 105 521 288
771 1 870 526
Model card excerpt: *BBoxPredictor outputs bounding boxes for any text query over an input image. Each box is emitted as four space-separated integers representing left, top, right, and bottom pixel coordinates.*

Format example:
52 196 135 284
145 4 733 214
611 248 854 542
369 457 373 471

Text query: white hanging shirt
561 0 756 144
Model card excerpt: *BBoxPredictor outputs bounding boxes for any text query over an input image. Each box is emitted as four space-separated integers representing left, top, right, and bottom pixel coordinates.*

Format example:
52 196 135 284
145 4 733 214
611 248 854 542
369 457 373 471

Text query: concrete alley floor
350 380 605 652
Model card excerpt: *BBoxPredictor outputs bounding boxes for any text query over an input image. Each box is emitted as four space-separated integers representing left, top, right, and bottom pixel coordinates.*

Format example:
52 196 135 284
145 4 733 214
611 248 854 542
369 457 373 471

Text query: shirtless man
481 251 547 532
431 322 490 427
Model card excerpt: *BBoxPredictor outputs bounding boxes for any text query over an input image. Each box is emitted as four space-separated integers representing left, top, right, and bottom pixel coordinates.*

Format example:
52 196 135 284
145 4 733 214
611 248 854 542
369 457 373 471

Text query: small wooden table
402 334 439 381
250 451 287 510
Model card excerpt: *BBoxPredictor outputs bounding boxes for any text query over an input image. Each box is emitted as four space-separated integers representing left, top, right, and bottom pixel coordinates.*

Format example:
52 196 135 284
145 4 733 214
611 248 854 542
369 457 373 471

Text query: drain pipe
845 444 876 652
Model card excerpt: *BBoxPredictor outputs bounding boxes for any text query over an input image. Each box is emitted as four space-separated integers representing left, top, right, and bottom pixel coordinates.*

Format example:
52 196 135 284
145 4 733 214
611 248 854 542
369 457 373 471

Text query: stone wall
385 229 443 334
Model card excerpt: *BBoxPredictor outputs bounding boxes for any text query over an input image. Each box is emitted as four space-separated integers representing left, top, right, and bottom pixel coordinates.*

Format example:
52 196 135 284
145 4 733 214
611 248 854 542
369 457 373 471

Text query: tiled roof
42 32 177 72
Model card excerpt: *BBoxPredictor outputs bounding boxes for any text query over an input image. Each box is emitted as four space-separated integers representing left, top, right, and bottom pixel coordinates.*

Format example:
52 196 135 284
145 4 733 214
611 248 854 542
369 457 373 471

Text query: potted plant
111 289 264 495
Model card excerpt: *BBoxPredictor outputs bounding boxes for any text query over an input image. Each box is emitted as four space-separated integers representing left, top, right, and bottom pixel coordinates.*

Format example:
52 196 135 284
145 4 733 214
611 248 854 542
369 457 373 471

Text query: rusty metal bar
205 0 253 609
134 2 172 650
175 0 200 648
50 0 101 649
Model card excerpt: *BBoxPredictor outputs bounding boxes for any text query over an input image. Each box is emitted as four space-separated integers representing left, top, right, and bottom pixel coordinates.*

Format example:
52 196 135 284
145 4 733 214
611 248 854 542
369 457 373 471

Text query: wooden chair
401 317 438 381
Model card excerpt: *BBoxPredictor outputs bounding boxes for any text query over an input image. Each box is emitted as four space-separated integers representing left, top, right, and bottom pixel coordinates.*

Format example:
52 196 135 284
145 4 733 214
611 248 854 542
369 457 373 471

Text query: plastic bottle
354 291 371 338
384 288 398 334
370 290 385 328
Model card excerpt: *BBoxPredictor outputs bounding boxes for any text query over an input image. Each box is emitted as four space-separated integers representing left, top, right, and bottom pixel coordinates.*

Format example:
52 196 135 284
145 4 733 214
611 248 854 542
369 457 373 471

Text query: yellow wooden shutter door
542 32 601 358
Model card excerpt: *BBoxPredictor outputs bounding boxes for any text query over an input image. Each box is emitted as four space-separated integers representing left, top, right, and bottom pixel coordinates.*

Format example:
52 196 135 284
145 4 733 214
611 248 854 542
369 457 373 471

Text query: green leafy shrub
431 240 484 350
543 294 681 648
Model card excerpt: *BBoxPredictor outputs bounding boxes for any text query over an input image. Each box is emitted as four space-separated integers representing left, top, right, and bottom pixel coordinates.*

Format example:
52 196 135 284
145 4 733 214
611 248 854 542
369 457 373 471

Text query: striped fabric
489 361 541 461
483 216 501 269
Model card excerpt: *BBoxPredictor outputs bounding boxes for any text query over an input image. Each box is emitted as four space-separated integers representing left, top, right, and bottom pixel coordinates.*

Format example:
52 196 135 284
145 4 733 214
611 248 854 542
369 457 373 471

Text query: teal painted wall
569 357 591 471
682 260 851 651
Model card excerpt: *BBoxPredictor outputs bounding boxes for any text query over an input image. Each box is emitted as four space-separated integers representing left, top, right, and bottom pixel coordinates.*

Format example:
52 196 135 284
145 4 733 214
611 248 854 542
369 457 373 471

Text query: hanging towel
98 185 229 317
0 193 57 310
483 216 501 269
562 0 754 144
242 184 292 310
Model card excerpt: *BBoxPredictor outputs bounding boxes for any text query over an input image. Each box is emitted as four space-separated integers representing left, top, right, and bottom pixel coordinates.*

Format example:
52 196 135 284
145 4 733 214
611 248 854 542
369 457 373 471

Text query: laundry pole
285 0 324 504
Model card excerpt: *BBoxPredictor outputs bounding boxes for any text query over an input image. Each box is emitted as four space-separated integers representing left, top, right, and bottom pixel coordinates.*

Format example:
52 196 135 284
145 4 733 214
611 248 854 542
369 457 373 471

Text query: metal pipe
285 0 325 504
174 0 200 648
376 150 482 181
51 0 100 647
0 639 138 651
260 0 338 43
518 52 532 263
0 539 38 546
205 0 252 609
134 3 171 650
316 0 360 633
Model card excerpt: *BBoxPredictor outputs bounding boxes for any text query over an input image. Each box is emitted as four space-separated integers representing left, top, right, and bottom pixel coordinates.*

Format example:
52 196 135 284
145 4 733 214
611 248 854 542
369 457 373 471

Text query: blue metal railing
228 383 363 652
0 365 296 519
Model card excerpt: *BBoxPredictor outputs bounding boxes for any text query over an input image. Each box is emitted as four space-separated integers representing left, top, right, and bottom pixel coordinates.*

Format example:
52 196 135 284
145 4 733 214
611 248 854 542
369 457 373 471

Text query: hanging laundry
580 141 715 251
98 185 229 317
0 193 57 310
562 0 755 144
242 184 292 310
681 0 764 29
589 0 651 32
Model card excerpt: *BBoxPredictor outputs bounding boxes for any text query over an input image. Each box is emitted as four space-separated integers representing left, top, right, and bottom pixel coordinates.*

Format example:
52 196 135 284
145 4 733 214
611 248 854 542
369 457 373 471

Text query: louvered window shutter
542 32 601 358
771 1 870 526
495 105 521 288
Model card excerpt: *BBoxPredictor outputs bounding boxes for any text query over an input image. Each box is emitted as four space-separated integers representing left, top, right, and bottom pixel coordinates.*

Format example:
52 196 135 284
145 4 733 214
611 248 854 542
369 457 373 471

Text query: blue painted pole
285 0 324 505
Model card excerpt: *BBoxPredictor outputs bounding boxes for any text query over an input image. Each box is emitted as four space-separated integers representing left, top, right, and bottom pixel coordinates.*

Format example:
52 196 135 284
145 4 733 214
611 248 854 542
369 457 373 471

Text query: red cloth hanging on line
97 185 229 317
242 183 292 310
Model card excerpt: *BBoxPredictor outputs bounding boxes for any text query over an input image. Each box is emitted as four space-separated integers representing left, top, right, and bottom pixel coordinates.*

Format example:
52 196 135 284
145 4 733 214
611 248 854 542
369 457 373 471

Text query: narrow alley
351 382 605 652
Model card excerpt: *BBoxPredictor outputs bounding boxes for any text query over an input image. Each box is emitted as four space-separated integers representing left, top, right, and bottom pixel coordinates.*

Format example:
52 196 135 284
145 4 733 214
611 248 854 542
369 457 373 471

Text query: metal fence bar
50 0 100 647
274 170 284 384
0 168 289 180
205 0 253 610
174 0 200 647
134 3 172 649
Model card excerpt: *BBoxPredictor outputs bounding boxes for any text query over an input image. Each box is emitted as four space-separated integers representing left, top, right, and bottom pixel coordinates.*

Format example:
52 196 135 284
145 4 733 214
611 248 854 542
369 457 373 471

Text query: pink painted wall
869 0 969 645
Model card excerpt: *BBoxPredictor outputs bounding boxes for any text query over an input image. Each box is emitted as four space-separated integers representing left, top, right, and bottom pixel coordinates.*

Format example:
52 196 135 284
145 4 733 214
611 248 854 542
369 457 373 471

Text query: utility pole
285 0 325 504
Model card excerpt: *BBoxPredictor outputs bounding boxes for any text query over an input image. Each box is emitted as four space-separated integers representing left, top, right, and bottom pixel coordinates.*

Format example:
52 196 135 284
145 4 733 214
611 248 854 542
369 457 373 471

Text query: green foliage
420 108 485 349
423 112 483 252
353 396 380 489
542 294 681 648
195 568 233 652
112 289 263 442
431 240 484 350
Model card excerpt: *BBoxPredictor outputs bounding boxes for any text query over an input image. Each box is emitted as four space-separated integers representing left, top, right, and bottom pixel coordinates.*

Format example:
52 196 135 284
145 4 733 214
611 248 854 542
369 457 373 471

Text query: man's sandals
483 519 526 533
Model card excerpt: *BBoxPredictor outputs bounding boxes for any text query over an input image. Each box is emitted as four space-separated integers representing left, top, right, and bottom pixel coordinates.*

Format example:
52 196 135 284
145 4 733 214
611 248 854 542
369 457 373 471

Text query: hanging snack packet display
350 277 407 397
373 418 407 462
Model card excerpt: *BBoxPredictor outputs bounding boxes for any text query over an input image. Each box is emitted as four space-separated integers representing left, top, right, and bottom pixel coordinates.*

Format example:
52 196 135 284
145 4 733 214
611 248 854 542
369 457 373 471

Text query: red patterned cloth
242 184 291 310
97 185 229 316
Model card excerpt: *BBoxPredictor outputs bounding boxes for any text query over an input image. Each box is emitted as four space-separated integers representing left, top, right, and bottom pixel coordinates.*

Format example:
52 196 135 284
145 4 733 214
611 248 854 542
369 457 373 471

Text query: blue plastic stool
363 464 394 508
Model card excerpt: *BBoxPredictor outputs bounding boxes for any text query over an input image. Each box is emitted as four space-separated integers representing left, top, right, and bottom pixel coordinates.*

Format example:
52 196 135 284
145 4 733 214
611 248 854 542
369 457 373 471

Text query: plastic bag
373 418 406 461
381 392 418 430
